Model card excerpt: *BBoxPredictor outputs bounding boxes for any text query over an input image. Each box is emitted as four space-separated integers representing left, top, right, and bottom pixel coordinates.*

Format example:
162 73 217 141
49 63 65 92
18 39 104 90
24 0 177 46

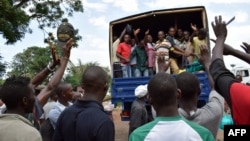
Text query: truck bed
111 72 211 121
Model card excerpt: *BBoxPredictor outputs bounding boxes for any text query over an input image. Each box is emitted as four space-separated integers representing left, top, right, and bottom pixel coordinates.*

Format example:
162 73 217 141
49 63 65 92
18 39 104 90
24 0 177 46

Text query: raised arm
198 45 214 90
32 35 60 88
190 23 198 43
31 60 58 88
119 27 127 41
211 39 250 64
209 16 236 111
37 39 74 106
133 28 140 44
211 16 227 62
144 29 150 43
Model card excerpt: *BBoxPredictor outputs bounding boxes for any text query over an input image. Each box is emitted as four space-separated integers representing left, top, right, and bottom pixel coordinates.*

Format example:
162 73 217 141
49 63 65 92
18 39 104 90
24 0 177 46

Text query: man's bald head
82 66 109 93
148 73 177 108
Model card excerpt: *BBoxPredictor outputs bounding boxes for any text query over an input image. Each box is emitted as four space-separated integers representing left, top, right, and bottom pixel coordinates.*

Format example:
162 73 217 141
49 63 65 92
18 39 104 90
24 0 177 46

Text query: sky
1 0 250 71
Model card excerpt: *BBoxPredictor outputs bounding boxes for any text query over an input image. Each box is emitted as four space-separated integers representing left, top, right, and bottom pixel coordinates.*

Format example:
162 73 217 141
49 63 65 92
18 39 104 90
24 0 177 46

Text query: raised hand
62 38 74 59
240 42 250 54
190 23 198 31
198 44 211 65
145 29 150 35
45 33 60 66
211 15 227 40
134 28 140 35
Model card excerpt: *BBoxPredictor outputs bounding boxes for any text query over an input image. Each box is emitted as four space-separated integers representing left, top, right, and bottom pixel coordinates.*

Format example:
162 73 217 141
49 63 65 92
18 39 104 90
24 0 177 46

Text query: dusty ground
113 107 129 141
111 107 224 141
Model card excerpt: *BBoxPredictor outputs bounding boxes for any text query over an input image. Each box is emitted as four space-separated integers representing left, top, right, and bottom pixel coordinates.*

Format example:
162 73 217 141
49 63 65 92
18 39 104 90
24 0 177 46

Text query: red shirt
116 42 131 64
230 83 250 124
210 59 250 125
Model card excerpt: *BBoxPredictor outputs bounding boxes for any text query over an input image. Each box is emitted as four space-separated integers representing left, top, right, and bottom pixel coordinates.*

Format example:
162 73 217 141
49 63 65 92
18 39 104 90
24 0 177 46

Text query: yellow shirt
192 37 206 54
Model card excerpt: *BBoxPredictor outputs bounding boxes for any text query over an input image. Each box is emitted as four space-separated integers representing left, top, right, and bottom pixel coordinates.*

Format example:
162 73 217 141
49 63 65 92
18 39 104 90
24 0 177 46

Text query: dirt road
113 107 129 141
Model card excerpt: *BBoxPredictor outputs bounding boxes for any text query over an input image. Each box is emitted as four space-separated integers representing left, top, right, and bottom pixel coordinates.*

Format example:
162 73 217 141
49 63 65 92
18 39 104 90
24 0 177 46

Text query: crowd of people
112 22 208 78
0 15 249 141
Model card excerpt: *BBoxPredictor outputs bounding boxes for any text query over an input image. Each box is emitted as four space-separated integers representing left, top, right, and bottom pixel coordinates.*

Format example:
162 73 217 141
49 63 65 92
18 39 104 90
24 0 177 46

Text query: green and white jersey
129 116 214 141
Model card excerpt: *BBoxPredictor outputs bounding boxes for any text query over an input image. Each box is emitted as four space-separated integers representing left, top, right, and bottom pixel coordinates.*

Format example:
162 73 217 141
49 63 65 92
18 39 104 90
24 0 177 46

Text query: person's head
82 66 109 102
124 34 131 44
50 90 58 102
56 82 73 102
158 31 165 41
0 76 35 114
148 73 179 112
177 29 183 37
168 27 176 37
235 74 243 82
135 84 148 100
175 72 201 102
75 85 84 94
138 39 145 48
131 39 136 46
198 28 207 40
147 34 153 43
183 31 190 41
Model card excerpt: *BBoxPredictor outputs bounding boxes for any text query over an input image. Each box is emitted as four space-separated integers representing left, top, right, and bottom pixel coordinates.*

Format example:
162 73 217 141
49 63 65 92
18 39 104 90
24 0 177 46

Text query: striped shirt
129 116 214 141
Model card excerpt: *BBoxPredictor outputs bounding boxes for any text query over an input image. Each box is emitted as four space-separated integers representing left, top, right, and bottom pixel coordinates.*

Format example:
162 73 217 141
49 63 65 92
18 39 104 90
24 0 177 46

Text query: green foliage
8 46 51 78
64 60 111 88
0 79 5 85
0 55 6 77
0 0 83 45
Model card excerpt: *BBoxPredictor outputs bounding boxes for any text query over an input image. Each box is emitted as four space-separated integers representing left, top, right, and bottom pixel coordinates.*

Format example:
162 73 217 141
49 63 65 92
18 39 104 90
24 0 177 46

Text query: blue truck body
111 72 210 121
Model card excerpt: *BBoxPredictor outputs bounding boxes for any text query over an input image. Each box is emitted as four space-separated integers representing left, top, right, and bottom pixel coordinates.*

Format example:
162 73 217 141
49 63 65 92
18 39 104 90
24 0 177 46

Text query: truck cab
109 6 211 121
231 66 250 84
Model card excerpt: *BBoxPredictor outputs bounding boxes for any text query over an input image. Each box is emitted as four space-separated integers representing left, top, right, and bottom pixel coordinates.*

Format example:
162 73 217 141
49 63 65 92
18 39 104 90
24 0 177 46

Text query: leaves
0 55 7 78
0 0 83 46
64 60 111 88
8 46 52 78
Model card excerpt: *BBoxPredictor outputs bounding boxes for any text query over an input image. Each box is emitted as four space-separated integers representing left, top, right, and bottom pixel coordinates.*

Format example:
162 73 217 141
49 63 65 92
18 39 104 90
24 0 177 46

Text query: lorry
231 65 250 84
109 6 211 121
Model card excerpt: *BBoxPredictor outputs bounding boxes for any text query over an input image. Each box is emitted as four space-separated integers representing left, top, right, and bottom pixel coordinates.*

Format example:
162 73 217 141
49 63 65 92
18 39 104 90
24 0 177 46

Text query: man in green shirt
130 39 148 77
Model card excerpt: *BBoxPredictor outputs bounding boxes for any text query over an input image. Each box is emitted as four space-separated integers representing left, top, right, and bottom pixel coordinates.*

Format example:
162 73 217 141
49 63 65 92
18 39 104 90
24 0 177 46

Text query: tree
0 0 83 45
0 55 6 77
8 46 52 78
64 60 111 88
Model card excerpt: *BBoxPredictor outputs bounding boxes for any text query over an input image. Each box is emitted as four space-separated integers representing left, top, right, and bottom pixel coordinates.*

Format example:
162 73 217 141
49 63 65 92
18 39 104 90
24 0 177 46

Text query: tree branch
14 0 29 8
29 14 44 19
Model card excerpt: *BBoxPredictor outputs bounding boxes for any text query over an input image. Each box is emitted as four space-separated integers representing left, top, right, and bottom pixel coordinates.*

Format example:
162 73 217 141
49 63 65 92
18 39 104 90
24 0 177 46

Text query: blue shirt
53 100 115 141
48 101 72 129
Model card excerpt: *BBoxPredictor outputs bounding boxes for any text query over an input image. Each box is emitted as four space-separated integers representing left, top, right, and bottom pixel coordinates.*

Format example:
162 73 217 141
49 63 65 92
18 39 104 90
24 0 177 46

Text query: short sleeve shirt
116 42 132 64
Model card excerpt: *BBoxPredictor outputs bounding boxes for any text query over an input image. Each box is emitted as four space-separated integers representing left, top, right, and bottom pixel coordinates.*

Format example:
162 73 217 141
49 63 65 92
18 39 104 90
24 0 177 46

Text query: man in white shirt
43 92 58 119
48 83 73 129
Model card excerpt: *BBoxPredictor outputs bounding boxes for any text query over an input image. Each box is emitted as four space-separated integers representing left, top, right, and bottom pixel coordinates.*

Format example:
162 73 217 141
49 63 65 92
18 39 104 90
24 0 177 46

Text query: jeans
130 65 136 77
148 67 154 76
135 69 149 77
122 65 131 78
